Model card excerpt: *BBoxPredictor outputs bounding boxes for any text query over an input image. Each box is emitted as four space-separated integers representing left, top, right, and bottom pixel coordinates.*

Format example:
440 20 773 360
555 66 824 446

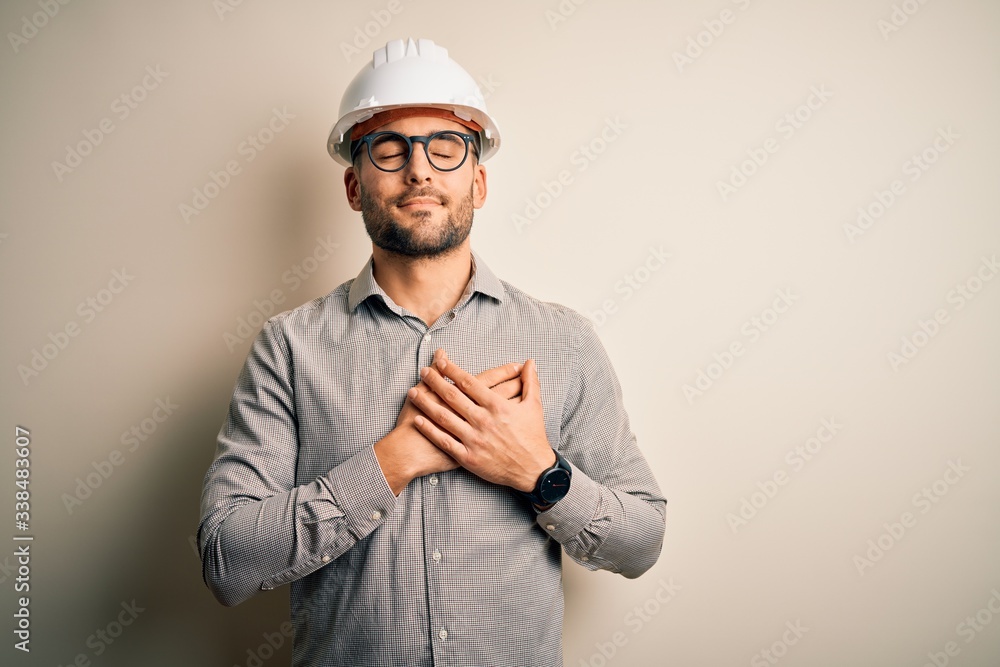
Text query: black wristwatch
521 449 572 509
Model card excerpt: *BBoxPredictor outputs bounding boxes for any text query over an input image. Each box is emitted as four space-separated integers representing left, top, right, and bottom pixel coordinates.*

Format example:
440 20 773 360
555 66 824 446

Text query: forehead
372 115 470 135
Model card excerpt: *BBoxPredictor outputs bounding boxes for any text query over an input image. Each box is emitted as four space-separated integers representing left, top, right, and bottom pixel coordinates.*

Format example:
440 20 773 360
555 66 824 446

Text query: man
199 37 666 667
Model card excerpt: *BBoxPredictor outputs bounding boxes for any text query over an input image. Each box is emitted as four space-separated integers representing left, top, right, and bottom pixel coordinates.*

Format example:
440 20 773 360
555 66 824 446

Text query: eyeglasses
350 130 479 172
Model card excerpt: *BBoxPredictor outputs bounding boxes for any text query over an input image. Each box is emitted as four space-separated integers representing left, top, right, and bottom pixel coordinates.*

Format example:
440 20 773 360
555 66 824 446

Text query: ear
472 164 487 209
344 166 363 212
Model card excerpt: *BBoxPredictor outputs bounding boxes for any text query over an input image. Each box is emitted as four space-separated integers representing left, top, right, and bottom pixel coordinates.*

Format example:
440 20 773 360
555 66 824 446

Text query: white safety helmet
327 38 501 167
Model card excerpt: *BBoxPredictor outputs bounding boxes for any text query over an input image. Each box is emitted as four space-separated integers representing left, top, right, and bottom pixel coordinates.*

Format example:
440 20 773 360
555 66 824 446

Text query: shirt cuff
534 461 600 543
323 446 397 539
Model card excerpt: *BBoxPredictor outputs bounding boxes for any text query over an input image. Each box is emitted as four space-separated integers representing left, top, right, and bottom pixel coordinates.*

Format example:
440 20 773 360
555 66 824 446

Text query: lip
398 197 442 208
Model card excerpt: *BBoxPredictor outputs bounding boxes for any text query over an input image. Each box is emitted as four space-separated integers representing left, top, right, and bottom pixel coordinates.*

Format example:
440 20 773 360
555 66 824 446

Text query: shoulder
258 279 354 341
495 279 596 347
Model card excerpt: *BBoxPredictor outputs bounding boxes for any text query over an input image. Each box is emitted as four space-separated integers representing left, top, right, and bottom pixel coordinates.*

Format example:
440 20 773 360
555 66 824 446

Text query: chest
288 312 573 484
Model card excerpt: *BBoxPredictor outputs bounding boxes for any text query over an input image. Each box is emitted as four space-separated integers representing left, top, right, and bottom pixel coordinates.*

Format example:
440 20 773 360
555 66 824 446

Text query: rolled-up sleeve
197 321 396 607
537 314 667 578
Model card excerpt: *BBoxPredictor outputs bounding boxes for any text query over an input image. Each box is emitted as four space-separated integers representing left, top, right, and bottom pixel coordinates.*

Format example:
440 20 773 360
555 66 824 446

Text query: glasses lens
369 134 410 171
426 132 468 171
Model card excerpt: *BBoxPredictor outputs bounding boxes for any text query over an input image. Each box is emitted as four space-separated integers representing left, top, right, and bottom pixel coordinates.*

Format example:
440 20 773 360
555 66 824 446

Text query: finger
475 361 524 389
413 414 467 462
409 379 477 434
492 376 523 400
435 350 499 408
411 381 454 412
521 359 541 403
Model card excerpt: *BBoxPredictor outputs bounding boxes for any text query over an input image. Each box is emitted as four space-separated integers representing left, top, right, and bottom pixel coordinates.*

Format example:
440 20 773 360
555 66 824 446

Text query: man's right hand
375 361 524 496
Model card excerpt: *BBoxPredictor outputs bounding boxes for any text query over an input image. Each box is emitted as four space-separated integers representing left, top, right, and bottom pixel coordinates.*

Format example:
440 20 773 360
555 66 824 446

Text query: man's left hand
407 349 556 492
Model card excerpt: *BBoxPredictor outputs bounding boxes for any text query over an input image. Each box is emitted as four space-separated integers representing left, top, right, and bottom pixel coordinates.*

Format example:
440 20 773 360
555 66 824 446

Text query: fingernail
419 367 429 378
408 386 417 398
437 356 447 371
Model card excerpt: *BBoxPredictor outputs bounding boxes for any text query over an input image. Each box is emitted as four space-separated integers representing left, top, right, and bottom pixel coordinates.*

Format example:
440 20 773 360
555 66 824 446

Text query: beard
359 184 475 258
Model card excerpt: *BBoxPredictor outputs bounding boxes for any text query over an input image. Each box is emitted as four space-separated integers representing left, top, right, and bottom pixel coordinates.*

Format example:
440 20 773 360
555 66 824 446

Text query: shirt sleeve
197 320 397 607
535 313 667 578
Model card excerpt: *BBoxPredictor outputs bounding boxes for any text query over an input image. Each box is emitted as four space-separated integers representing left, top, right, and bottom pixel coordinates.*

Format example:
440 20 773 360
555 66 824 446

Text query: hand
408 349 556 492
395 361 522 430
375 359 525 495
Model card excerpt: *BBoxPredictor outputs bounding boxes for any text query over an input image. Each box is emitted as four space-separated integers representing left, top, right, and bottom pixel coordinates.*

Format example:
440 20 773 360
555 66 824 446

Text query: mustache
393 187 450 206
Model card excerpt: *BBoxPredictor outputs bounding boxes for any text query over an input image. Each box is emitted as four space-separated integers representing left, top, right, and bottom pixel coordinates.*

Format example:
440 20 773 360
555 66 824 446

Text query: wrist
518 449 572 507
516 447 557 492
374 428 416 496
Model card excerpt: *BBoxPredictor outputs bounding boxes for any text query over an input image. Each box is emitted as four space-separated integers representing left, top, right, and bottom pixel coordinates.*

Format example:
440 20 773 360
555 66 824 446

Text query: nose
401 139 434 182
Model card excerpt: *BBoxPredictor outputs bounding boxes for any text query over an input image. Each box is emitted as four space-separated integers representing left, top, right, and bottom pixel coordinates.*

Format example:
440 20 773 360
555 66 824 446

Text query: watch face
539 469 571 503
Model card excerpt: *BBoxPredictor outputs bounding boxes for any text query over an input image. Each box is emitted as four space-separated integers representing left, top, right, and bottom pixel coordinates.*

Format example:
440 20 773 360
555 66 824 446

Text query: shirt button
371 510 382 521
438 628 448 640
422 333 431 342
546 524 556 531
429 475 439 486
432 550 441 562
321 555 331 563
581 555 590 562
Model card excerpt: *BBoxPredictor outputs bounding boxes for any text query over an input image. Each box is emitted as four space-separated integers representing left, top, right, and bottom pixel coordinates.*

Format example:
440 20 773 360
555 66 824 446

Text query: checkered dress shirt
198 251 666 667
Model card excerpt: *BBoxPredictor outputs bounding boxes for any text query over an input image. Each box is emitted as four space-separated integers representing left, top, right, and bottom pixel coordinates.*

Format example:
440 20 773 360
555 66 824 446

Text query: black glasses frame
350 130 479 172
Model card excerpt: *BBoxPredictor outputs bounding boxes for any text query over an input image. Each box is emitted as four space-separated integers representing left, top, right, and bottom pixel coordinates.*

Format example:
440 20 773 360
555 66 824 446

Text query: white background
1 1 999 665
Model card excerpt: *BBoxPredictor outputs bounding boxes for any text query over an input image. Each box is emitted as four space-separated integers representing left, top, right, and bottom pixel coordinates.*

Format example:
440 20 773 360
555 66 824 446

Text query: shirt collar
348 250 506 313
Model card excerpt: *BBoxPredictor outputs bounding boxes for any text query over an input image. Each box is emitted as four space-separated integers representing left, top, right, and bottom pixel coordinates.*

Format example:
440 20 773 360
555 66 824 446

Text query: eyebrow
431 132 464 143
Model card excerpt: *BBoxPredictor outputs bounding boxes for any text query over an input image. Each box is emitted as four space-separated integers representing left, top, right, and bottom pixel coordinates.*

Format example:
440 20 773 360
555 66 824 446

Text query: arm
409 317 666 578
197 321 395 606
198 322 525 606
534 315 666 578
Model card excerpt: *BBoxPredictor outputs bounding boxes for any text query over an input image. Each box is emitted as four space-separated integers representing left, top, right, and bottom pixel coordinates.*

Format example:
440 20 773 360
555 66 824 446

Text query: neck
371 242 473 327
